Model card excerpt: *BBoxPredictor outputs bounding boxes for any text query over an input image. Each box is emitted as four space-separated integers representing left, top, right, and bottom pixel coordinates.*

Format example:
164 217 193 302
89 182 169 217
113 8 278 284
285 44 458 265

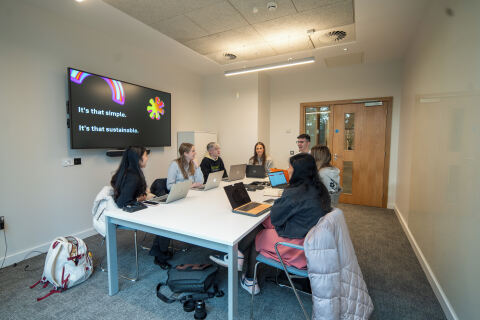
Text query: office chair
250 242 310 320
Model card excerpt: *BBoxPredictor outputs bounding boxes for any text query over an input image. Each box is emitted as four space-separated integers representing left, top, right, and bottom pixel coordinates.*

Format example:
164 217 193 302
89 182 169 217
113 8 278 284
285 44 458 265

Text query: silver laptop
149 180 191 204
223 164 246 182
192 170 224 191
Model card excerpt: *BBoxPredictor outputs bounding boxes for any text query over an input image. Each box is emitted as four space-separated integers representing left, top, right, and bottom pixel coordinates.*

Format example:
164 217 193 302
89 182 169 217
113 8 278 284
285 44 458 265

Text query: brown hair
250 142 267 170
176 143 195 179
311 145 332 170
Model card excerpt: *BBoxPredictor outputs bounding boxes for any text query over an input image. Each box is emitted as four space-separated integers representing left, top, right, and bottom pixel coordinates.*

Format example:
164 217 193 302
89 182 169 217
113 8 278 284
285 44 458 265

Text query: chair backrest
92 186 118 237
151 178 169 196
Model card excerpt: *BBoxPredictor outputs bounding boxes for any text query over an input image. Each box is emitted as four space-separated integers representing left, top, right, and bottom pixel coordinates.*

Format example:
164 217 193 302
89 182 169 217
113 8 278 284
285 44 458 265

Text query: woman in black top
111 146 172 269
111 146 148 208
210 153 332 295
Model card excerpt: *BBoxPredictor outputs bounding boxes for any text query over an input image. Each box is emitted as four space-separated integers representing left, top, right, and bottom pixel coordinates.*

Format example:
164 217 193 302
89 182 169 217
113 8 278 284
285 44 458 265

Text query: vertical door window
305 106 330 146
344 113 355 150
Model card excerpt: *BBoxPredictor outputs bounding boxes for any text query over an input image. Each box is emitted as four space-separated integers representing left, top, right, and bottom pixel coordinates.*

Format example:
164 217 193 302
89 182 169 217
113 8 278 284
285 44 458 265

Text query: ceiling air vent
319 30 347 43
224 53 237 60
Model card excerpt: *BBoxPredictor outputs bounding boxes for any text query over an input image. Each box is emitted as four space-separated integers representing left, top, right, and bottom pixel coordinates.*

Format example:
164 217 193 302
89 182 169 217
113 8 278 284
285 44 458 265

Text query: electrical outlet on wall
62 158 74 167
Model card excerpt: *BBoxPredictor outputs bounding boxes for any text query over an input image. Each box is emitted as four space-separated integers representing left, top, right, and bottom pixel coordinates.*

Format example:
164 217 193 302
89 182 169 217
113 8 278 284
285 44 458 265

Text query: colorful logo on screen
147 97 165 120
69 69 125 105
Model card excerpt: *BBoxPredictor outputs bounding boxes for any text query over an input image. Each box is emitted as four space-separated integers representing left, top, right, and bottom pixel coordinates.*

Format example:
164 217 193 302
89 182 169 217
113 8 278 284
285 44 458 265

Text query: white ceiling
102 0 356 65
21 0 429 76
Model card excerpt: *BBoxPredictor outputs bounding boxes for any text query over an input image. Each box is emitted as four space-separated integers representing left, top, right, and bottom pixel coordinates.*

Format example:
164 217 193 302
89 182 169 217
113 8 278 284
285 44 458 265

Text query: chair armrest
275 241 304 251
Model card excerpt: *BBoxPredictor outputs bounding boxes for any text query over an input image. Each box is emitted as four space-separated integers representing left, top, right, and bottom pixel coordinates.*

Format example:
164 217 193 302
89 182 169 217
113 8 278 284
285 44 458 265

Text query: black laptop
246 165 266 178
224 183 271 217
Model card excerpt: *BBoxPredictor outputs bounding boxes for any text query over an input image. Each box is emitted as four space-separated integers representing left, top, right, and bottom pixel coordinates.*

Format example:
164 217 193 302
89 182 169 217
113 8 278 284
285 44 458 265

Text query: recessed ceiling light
75 0 85 2
343 48 348 51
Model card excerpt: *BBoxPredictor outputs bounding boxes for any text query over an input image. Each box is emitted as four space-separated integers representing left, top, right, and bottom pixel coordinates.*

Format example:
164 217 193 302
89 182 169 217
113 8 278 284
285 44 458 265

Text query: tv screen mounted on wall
67 68 171 149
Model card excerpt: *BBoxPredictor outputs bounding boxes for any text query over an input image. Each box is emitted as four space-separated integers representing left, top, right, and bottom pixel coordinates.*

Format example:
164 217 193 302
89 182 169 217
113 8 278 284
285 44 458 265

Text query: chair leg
98 231 139 282
250 261 261 320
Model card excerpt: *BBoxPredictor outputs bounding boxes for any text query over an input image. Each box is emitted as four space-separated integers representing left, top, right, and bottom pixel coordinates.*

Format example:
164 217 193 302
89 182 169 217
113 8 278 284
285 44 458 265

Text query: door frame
300 97 393 208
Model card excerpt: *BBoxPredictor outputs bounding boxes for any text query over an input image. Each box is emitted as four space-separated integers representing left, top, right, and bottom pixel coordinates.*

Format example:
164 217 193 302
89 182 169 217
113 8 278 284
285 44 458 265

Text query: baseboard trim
1 228 98 268
393 205 458 320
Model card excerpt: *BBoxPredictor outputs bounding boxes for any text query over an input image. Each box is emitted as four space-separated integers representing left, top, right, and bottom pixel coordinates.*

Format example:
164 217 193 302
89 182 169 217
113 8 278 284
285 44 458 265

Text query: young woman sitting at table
211 153 332 294
248 142 274 173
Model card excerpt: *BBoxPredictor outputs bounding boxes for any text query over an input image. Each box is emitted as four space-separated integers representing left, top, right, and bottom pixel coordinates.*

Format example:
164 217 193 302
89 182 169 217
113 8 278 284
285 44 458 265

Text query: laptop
149 180 192 204
224 182 272 217
246 165 266 178
192 170 224 191
223 164 246 182
267 171 288 189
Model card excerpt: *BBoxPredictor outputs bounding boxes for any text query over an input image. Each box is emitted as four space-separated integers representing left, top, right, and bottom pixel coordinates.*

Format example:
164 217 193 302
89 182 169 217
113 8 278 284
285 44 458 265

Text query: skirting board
1 228 98 268
393 205 458 320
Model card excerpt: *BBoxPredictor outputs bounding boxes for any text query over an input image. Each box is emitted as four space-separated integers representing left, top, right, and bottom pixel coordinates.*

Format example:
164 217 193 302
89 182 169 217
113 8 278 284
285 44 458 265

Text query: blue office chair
250 242 310 320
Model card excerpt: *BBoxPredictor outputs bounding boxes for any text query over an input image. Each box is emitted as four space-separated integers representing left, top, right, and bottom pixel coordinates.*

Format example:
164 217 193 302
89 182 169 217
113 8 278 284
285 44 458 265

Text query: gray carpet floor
0 204 447 320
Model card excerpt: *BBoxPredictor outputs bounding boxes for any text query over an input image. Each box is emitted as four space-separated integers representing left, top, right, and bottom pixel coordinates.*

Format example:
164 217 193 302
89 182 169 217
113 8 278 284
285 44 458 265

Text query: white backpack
30 236 93 301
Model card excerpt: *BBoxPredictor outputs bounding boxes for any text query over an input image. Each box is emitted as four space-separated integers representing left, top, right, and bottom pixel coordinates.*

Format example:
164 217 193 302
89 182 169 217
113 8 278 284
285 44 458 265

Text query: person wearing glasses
296 133 311 154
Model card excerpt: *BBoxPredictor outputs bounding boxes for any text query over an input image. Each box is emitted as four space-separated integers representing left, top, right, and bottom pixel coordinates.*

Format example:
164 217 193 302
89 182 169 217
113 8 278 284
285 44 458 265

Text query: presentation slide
69 69 171 149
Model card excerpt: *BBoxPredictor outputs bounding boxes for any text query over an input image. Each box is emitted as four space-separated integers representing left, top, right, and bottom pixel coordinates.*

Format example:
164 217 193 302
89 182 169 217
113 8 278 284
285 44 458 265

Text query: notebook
246 165 266 178
192 170 224 191
223 164 246 182
267 171 288 189
224 182 272 217
149 180 191 204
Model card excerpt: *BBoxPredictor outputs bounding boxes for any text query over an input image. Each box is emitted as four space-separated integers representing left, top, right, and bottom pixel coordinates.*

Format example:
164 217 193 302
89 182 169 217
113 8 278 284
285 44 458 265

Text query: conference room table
104 178 273 320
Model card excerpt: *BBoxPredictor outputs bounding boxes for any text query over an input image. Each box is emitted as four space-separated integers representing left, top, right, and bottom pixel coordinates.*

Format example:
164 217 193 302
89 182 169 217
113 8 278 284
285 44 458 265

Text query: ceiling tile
153 15 209 42
207 42 276 64
185 1 249 34
253 15 308 41
268 35 313 54
228 0 297 24
292 0 350 12
297 1 354 31
324 51 364 67
184 26 264 55
103 0 223 21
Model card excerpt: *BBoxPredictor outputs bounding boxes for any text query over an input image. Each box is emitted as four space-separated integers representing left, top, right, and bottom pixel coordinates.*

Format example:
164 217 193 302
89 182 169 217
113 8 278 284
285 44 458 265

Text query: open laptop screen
268 171 287 187
224 183 250 208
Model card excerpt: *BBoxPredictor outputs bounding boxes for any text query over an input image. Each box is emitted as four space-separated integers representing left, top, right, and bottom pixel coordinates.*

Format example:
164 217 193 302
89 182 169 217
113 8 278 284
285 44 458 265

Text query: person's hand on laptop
137 194 147 202
191 182 203 188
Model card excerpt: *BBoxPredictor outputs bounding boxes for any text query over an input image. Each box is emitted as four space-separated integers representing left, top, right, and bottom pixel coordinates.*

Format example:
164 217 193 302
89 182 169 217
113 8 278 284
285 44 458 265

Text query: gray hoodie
318 166 341 193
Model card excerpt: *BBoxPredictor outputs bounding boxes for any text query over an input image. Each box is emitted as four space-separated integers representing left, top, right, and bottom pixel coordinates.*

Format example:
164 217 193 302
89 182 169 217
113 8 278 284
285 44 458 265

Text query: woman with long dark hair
110 146 148 208
248 142 274 173
210 153 331 294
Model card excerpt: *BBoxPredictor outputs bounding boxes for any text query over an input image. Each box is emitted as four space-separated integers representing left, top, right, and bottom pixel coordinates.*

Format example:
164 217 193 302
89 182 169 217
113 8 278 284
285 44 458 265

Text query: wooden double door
301 98 391 207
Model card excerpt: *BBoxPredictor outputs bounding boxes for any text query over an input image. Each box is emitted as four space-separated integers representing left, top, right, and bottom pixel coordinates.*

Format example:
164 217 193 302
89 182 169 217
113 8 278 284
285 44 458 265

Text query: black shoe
193 300 207 319
154 257 171 270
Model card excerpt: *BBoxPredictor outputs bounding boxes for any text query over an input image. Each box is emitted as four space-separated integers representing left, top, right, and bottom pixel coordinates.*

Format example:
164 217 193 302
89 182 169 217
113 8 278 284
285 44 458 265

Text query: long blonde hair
311 145 332 170
176 143 195 179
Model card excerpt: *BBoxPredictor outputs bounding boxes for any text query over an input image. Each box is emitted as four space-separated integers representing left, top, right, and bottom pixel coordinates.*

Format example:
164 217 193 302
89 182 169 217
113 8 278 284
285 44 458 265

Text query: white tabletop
105 178 273 246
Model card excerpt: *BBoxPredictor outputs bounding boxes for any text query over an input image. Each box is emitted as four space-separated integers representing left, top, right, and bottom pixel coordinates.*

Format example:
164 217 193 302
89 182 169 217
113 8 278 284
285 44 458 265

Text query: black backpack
156 263 224 304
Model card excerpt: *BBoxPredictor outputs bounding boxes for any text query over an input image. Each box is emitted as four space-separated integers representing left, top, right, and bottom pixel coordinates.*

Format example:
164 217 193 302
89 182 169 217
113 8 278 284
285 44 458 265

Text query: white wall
268 61 403 207
396 1 480 319
0 0 205 266
257 74 271 148
202 74 259 167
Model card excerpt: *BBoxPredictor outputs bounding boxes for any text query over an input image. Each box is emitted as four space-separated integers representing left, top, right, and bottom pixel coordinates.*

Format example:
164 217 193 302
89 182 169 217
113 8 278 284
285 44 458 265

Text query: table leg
106 216 119 295
227 243 238 320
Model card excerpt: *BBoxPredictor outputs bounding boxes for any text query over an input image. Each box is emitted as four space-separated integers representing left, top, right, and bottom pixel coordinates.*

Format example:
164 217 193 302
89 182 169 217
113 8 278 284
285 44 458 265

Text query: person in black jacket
111 146 172 269
200 142 228 183
210 153 332 295
111 146 149 208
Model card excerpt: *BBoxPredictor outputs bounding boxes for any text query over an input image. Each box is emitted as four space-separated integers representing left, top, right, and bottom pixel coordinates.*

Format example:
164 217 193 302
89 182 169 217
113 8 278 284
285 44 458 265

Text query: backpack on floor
30 236 93 301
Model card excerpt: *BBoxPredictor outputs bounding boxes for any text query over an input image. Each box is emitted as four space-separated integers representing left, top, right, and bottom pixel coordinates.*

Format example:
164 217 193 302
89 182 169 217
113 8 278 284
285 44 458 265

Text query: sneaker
209 252 244 271
240 275 260 295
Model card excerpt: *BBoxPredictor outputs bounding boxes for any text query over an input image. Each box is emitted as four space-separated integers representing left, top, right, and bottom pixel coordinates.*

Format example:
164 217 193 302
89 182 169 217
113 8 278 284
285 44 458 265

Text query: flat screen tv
68 68 171 149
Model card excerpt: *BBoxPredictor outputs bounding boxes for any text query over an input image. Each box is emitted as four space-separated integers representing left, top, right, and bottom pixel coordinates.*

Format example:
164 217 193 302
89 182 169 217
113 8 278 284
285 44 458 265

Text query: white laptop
192 170 224 191
149 180 192 204
223 164 246 182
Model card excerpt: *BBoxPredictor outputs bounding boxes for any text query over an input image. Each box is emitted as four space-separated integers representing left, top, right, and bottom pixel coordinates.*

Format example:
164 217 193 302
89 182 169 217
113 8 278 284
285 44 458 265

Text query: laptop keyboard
151 194 168 202
238 202 261 211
